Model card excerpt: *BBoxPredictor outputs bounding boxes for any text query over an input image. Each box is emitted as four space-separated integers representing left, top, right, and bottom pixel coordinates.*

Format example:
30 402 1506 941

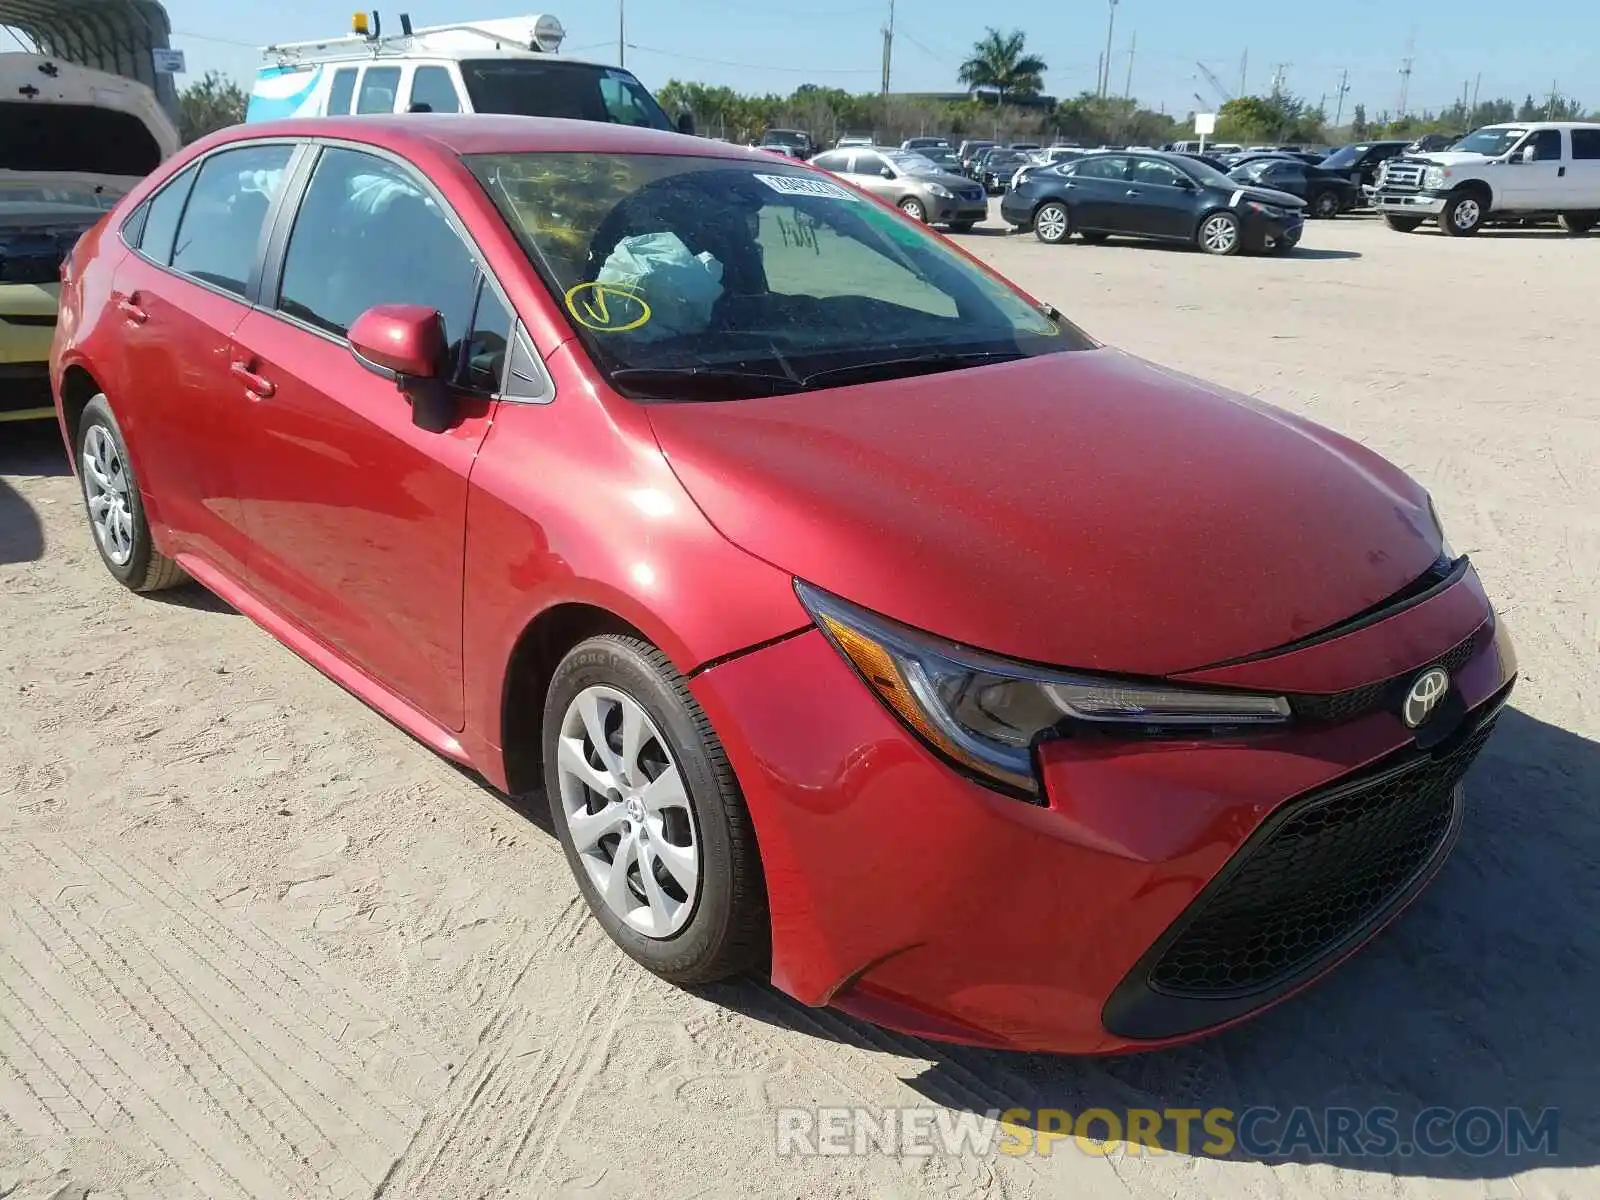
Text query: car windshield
987 152 1027 167
457 59 673 130
1318 145 1365 169
1165 156 1233 189
885 151 940 174
468 152 1089 398
1452 127 1527 157
764 131 807 147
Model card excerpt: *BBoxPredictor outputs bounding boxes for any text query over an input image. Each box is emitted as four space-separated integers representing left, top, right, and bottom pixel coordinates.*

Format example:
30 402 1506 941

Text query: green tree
958 28 1047 106
1351 103 1368 137
178 71 248 143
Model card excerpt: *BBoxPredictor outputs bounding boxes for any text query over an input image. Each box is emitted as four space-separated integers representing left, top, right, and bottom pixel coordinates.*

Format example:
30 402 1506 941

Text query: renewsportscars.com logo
774 1106 1560 1159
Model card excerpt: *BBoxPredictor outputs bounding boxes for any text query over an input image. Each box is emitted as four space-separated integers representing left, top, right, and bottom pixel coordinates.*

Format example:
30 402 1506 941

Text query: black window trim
256 136 552 405
120 138 307 308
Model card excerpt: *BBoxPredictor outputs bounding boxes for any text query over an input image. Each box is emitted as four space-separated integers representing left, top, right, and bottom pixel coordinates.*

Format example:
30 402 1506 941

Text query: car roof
207 114 765 161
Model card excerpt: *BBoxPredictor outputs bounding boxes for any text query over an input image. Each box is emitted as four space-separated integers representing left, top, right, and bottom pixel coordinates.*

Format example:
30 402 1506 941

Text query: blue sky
161 0 1598 120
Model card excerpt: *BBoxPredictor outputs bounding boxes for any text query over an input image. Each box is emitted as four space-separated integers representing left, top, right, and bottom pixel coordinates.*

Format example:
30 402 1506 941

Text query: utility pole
1470 72 1481 113
1123 31 1137 100
1269 62 1289 96
1546 80 1559 118
617 0 625 67
1334 68 1350 127
1397 31 1415 117
880 0 894 100
1239 48 1247 96
1099 0 1119 98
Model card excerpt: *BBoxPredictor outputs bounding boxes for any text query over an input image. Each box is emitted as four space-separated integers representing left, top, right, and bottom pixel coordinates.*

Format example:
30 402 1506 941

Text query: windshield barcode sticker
754 174 859 202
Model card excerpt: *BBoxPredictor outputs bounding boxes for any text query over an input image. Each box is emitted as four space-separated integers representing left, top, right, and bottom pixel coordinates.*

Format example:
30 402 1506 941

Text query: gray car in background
809 146 990 230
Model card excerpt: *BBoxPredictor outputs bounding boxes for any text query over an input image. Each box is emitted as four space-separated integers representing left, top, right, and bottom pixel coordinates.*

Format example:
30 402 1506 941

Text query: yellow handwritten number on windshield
564 282 652 333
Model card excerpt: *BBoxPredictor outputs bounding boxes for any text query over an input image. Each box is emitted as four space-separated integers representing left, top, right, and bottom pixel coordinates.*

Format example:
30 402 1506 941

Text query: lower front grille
1145 708 1500 999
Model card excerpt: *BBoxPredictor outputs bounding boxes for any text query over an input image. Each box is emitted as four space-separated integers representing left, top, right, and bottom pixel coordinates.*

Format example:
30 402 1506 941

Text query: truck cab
246 11 689 135
1373 121 1600 236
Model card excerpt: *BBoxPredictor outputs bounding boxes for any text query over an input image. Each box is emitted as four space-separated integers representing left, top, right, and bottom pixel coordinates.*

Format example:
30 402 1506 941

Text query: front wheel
1311 191 1340 219
76 395 186 592
544 635 769 984
1384 214 1423 232
1560 211 1596 235
1033 201 1071 244
1197 210 1242 255
899 197 926 222
1439 192 1485 236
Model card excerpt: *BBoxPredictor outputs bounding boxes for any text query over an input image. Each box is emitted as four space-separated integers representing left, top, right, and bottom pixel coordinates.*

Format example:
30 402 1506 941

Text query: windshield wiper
800 350 1027 389
608 366 807 400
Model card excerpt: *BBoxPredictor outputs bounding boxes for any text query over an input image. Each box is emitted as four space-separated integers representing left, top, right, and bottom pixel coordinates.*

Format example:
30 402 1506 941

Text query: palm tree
958 29 1048 106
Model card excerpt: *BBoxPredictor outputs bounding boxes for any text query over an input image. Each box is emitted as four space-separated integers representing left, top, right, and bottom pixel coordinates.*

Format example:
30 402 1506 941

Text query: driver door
1121 159 1202 238
839 151 897 201
1065 155 1133 232
1501 128 1568 208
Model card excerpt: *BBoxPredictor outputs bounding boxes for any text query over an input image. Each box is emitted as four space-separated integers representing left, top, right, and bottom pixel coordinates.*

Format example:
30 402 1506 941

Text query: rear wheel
76 394 186 593
1439 192 1485 236
1196 210 1242 255
1311 191 1340 219
1384 214 1422 232
544 635 768 984
899 197 926 222
1560 211 1596 235
1033 201 1071 244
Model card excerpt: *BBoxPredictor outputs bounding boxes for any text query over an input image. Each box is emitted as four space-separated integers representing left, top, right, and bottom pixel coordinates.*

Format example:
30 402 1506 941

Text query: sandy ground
3 209 1598 1200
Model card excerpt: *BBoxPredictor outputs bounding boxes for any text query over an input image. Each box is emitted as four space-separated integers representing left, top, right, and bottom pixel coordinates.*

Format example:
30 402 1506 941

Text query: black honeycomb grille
1147 710 1499 998
1288 628 1483 724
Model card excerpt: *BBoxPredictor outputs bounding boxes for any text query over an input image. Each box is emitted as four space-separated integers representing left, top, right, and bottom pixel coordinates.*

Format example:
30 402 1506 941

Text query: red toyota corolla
51 116 1515 1053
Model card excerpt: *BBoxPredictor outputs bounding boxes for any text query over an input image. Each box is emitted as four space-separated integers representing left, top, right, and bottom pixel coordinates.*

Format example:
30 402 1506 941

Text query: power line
625 43 878 74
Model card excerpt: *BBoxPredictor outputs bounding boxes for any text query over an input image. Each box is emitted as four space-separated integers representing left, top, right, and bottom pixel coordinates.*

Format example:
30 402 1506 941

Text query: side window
810 151 847 172
126 164 197 262
356 66 401 114
1524 129 1562 161
276 147 480 357
326 67 358 115
170 145 294 295
758 201 957 318
1132 160 1185 187
407 65 461 113
857 152 889 177
597 74 654 127
1572 129 1600 160
1076 156 1129 181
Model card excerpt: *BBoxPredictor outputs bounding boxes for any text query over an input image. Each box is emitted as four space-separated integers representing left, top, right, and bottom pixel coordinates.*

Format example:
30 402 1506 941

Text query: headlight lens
927 183 953 199
795 582 1291 798
1245 201 1285 217
1423 166 1446 190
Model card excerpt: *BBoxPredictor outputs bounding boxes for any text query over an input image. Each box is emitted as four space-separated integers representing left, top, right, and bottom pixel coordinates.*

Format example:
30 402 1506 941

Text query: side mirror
880 166 896 179
1518 145 1536 163
348 304 455 432
676 111 696 137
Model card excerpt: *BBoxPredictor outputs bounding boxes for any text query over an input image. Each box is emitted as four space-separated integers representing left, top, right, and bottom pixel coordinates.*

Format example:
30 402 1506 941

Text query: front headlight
1423 166 1446 190
926 183 954 199
796 581 1291 799
1245 201 1285 218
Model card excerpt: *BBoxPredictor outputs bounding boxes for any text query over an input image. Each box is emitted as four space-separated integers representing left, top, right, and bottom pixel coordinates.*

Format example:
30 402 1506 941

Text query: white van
0 53 181 423
245 11 690 134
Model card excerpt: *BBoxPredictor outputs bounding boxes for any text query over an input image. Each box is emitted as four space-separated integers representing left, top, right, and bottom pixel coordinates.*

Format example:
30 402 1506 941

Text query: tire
1560 211 1596 235
76 394 186 593
1311 190 1340 219
1196 209 1242 255
1384 215 1422 232
946 220 976 233
543 634 769 985
899 197 926 222
1033 201 1071 244
1079 231 1110 243
1439 191 1485 236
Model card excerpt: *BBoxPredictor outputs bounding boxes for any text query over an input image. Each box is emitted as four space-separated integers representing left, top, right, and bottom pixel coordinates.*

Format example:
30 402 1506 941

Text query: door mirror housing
1518 144 1537 163
348 304 456 432
880 165 896 179
675 110 696 137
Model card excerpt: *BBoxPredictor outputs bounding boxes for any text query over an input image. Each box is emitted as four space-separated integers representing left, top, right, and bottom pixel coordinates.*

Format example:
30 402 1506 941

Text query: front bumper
928 196 989 224
690 566 1515 1053
1375 189 1448 216
1245 209 1304 252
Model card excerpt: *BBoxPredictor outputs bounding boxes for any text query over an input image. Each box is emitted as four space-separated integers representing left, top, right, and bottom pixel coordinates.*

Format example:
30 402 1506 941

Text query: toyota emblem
1402 667 1451 729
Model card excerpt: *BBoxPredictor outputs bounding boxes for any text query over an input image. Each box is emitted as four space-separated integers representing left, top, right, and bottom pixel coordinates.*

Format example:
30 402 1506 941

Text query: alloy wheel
1201 214 1239 253
82 425 134 566
1452 199 1481 230
1035 204 1069 242
556 685 700 938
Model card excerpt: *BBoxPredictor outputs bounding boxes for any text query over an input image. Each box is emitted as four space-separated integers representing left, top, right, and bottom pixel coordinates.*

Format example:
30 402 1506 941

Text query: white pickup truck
1372 121 1600 236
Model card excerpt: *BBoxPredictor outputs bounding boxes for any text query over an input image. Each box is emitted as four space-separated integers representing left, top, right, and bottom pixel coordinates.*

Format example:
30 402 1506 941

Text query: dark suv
1316 141 1410 201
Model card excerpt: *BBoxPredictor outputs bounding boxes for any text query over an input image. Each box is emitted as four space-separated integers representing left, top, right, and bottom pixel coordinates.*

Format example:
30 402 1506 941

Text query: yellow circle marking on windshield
565 282 652 333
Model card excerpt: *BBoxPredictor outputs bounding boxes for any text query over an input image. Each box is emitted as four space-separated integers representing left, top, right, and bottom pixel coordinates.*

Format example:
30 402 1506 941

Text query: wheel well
1452 179 1493 205
500 603 649 797
58 366 101 463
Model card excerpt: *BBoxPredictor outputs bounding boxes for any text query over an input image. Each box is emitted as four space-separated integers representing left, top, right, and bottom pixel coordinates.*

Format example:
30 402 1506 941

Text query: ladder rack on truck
263 12 566 65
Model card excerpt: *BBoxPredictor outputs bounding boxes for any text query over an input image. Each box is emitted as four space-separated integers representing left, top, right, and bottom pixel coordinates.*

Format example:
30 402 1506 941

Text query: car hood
1228 182 1308 209
912 170 980 190
646 348 1441 676
1405 151 1487 167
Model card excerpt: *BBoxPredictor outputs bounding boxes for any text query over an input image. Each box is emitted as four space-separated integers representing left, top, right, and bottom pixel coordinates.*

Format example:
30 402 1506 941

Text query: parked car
919 147 962 173
1009 146 1086 190
0 53 180 424
834 134 873 149
1373 121 1600 235
1406 133 1462 153
809 145 988 229
1008 142 1041 152
1002 149 1305 255
52 114 1513 1056
760 128 814 159
1317 140 1411 202
956 139 995 174
977 147 1031 193
901 136 951 151
1228 156 1361 218
1167 150 1233 173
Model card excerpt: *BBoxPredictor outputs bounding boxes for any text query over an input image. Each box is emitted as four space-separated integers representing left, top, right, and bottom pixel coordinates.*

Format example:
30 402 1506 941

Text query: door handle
1559 166 1567 177
116 295 147 324
1125 188 1141 196
230 360 276 400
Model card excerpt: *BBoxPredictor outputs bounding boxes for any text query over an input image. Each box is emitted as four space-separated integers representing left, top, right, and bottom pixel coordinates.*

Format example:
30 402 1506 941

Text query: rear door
228 144 507 729
1570 128 1600 206
1064 155 1132 230
108 141 298 580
